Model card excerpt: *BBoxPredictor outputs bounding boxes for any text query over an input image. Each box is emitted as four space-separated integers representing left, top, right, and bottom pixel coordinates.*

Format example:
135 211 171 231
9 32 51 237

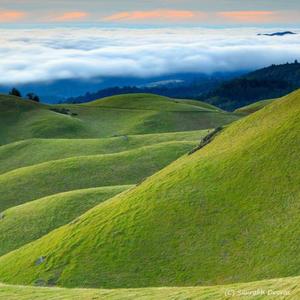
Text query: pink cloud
0 10 26 22
218 11 276 23
104 10 204 22
53 11 89 22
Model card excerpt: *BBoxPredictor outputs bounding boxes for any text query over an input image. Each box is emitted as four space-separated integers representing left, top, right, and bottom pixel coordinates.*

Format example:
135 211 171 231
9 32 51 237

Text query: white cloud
0 27 299 85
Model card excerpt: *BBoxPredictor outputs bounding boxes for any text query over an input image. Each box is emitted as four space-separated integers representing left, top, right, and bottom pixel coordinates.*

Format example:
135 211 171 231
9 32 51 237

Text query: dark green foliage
9 88 22 98
188 126 223 155
205 78 295 110
50 107 71 115
49 107 78 116
27 93 40 102
204 61 300 110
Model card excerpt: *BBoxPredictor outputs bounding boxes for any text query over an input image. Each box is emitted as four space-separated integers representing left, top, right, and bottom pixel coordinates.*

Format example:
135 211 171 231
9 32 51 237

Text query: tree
33 95 40 102
27 93 40 102
9 88 22 97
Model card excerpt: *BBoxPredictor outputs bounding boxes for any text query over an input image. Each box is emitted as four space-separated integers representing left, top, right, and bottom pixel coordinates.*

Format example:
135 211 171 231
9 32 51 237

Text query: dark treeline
204 78 296 111
8 88 40 102
204 61 300 110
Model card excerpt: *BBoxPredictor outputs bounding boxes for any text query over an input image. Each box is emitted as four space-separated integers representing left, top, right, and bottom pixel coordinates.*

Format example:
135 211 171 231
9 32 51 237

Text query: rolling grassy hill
0 185 133 256
0 130 209 175
235 99 275 114
84 94 220 111
0 95 85 145
0 90 298 288
0 275 299 299
0 93 238 145
0 141 197 211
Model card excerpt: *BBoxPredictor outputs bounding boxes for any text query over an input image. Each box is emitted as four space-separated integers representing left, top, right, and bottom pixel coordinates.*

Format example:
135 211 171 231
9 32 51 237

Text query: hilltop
0 93 238 145
0 90 298 288
234 99 275 114
84 93 221 112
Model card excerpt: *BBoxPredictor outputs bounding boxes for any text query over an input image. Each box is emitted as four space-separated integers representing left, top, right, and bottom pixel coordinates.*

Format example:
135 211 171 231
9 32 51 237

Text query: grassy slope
176 99 223 111
85 94 218 112
0 185 132 256
0 91 298 288
0 275 298 300
0 93 238 144
0 95 86 145
0 141 196 211
0 130 209 174
234 99 275 114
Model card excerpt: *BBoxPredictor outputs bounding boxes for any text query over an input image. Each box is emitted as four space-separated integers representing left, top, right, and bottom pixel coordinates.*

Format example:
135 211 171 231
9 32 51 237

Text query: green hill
0 275 299 299
0 93 238 145
0 186 132 256
0 95 86 145
0 141 196 211
235 99 275 114
0 130 209 174
0 90 298 288
85 93 219 111
176 98 223 111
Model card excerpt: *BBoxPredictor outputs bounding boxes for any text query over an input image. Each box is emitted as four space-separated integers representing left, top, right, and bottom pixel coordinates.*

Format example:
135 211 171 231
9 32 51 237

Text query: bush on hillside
50 108 70 115
27 93 40 102
9 88 22 98
189 127 223 155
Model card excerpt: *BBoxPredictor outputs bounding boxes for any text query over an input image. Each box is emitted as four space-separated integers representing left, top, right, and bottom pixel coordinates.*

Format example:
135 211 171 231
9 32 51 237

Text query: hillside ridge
0 93 238 144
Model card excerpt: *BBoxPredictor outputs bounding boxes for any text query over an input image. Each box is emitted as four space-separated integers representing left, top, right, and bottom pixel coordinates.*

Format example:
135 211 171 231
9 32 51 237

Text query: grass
0 95 85 145
0 130 209 174
234 99 275 114
0 275 299 299
0 185 133 256
0 93 239 145
0 90 298 288
175 99 224 111
0 141 197 211
85 94 220 112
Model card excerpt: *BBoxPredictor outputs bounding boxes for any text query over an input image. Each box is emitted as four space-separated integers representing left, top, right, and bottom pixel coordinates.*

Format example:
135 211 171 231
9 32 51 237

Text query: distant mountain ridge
203 61 300 110
257 31 297 36
0 73 240 104
66 62 300 111
65 73 240 104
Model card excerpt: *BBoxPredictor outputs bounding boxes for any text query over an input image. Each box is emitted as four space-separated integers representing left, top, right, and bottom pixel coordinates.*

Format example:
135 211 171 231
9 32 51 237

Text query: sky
0 0 300 26
0 1 299 86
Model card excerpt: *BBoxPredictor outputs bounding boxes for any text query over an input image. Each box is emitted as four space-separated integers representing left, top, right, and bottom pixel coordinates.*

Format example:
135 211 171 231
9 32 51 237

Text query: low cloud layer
0 27 300 85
